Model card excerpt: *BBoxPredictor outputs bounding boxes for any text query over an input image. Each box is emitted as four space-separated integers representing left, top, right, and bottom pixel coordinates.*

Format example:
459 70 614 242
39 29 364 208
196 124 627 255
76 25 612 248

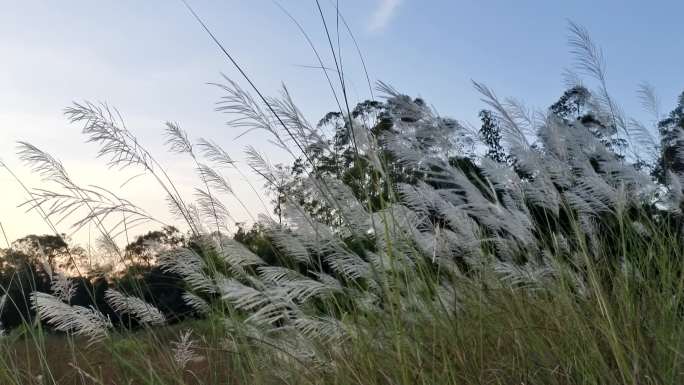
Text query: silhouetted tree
654 92 684 183
124 226 185 266
478 109 508 163
0 248 51 329
550 86 627 157
12 234 68 271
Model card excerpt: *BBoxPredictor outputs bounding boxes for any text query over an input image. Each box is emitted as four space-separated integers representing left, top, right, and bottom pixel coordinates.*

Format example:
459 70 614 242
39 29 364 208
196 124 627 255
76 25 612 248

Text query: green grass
3 221 684 385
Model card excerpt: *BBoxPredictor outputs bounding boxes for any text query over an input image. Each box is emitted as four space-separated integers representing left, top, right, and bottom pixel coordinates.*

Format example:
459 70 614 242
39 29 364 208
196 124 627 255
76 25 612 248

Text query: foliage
654 92 684 183
124 226 185 266
478 109 509 163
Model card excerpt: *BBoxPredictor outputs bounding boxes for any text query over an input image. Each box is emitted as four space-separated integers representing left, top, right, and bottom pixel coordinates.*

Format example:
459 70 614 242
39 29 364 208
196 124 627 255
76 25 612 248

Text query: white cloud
368 0 402 32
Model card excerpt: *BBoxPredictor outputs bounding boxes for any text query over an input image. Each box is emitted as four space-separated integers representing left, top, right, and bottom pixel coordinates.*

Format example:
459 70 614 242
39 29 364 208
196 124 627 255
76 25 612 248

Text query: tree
549 86 627 157
271 99 395 226
654 92 684 183
124 226 185 266
550 86 591 120
271 96 475 226
11 234 68 272
478 110 508 163
0 247 51 329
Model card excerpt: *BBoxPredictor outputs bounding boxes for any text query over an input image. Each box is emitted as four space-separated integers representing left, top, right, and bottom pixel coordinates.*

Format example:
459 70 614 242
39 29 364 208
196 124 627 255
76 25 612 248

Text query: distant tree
271 99 395 226
11 234 68 271
654 92 684 183
549 86 627 157
272 96 474 226
233 223 277 264
550 86 591 120
124 226 185 266
0 248 50 329
478 110 508 163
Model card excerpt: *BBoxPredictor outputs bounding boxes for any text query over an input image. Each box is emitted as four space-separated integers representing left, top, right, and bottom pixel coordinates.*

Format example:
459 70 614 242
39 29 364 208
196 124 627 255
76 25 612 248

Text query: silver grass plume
104 289 166 326
0 294 7 335
31 292 111 344
50 272 76 303
217 278 295 326
171 329 200 370
65 101 198 235
182 292 211 315
257 266 342 302
262 218 312 265
291 314 346 343
158 247 216 294
219 238 265 275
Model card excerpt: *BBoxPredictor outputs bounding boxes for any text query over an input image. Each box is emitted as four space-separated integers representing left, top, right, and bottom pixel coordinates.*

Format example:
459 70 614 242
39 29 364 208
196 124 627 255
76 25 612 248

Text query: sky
1 0 683 248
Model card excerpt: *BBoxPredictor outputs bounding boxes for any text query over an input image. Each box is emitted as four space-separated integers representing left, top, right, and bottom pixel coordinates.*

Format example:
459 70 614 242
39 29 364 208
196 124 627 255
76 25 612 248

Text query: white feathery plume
244 146 279 185
473 82 533 150
196 138 235 168
182 292 211 315
493 259 556 289
158 247 216 293
270 85 325 150
436 204 482 260
196 163 233 195
31 292 111 344
317 177 371 235
104 289 166 326
637 82 661 120
164 122 193 154
291 314 346 343
211 75 289 151
171 329 200 370
257 266 305 284
263 221 311 265
194 188 232 231
523 177 560 215
627 118 659 158
0 294 6 314
565 174 619 214
219 239 265 275
50 272 76 303
478 157 523 194
281 204 336 246
367 249 414 279
217 278 295 326
16 142 71 187
158 247 204 274
397 182 445 215
321 249 372 281
0 294 7 334
217 278 271 312
310 272 344 292
258 266 342 302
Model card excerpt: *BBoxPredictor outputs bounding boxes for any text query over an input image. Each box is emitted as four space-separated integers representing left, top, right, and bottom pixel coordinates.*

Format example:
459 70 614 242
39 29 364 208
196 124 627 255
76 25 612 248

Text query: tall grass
1 4 683 384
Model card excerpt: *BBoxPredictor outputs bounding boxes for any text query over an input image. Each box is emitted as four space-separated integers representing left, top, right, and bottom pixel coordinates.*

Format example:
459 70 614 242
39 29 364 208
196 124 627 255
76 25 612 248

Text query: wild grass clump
2 6 684 384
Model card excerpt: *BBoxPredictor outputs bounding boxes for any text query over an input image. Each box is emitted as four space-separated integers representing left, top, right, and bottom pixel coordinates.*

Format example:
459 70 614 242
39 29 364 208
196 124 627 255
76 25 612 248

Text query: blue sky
1 0 682 245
